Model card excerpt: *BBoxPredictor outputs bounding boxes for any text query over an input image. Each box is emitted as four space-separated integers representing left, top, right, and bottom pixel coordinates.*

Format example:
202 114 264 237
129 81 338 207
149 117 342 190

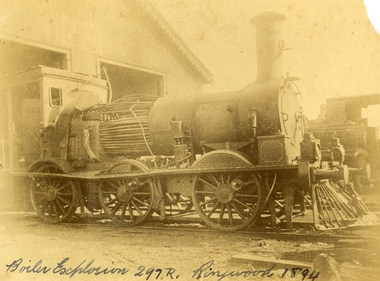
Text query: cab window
50 87 62 108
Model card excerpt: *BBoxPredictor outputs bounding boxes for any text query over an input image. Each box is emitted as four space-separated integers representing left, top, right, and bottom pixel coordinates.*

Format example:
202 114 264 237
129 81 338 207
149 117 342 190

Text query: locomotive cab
0 66 108 172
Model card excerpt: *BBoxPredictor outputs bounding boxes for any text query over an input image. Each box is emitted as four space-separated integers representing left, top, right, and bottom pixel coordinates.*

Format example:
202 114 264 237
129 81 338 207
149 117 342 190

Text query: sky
151 0 380 121
364 0 380 34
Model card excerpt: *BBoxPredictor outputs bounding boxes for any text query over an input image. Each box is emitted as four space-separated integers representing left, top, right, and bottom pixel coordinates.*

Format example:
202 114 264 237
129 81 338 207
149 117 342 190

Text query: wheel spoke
53 203 59 218
131 201 144 216
210 174 220 185
219 203 225 224
105 197 118 206
121 202 127 221
230 202 246 220
133 192 151 196
226 173 231 183
206 201 220 218
198 197 216 208
105 180 119 189
48 203 53 218
199 178 217 190
195 190 215 195
57 196 70 205
232 198 255 212
33 191 44 195
226 204 234 225
127 203 134 222
55 200 65 214
235 193 258 198
243 180 256 186
50 177 57 187
102 191 117 195
57 192 73 196
112 201 122 215
53 178 63 188
56 183 70 191
132 197 150 208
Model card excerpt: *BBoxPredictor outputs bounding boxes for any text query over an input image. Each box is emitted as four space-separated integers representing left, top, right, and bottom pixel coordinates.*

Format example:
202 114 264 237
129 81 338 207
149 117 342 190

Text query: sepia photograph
1 0 380 280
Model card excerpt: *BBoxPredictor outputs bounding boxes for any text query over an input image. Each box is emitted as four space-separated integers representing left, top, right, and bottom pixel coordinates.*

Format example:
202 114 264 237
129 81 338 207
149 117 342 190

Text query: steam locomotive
22 12 375 231
308 94 380 191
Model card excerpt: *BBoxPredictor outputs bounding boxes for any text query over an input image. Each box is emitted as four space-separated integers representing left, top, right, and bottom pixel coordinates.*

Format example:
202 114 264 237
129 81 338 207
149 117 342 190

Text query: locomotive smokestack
251 12 286 83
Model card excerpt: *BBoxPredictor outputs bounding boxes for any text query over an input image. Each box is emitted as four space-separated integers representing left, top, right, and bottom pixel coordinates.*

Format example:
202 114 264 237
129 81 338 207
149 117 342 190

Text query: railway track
47 211 379 245
9 209 379 243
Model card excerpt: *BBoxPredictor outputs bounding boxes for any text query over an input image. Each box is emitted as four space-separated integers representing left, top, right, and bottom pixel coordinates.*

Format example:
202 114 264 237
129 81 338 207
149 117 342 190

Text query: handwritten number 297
135 266 176 280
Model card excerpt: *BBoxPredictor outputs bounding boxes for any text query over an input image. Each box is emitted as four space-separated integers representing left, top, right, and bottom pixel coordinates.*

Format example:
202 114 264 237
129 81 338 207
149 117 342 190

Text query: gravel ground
0 211 379 281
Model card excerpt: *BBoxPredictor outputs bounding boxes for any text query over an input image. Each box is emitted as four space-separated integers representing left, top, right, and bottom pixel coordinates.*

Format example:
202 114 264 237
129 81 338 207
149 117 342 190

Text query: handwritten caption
5 258 319 280
192 260 319 281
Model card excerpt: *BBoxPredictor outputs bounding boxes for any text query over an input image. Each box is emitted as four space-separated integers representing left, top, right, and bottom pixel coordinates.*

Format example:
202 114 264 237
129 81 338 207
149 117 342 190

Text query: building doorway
0 39 67 75
100 61 165 101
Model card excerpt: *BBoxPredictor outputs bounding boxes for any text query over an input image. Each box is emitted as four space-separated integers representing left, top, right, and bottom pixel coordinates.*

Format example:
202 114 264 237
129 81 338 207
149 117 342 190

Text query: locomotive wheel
30 164 78 223
99 160 154 226
191 151 262 231
192 171 262 231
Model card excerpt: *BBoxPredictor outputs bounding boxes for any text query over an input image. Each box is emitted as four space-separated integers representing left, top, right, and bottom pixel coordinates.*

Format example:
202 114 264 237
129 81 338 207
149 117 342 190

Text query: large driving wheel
191 151 262 231
30 164 78 223
99 160 154 226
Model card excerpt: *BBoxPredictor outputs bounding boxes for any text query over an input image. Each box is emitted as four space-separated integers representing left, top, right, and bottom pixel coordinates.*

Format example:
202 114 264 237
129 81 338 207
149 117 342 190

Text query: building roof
134 0 213 84
327 93 380 108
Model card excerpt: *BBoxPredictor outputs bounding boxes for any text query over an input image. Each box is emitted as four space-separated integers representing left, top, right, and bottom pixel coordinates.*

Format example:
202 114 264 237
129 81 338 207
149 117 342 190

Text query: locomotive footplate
18 164 299 181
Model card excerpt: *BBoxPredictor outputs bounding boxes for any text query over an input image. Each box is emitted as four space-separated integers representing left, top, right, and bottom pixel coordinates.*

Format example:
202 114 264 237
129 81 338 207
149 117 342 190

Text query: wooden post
311 183 320 227
264 176 277 226
268 195 277 227
283 184 295 230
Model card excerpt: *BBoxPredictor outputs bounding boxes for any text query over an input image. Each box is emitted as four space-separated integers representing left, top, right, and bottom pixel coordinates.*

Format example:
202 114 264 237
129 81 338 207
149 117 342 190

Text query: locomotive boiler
26 12 375 231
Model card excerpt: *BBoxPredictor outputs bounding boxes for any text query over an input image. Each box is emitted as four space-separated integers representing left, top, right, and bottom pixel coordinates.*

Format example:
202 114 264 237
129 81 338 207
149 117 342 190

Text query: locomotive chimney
251 12 286 83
